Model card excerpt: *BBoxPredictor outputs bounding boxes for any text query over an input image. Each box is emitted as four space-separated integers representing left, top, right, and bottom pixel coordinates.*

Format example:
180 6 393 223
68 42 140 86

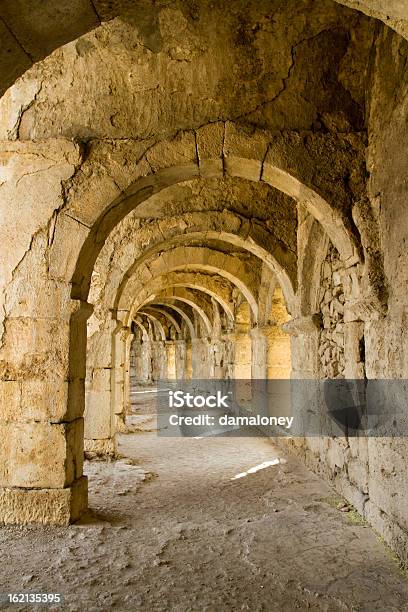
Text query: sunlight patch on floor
231 458 286 480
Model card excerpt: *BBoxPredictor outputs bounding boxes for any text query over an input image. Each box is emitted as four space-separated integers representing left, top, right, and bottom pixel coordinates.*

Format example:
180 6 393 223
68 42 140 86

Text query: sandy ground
1 391 408 611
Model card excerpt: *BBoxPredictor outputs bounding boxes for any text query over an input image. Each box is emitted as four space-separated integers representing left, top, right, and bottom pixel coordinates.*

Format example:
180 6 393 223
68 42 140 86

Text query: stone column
151 341 167 381
129 336 142 387
114 324 134 432
140 339 152 383
250 327 267 379
191 337 212 379
174 340 187 380
165 341 177 380
222 330 252 402
250 323 292 419
185 342 193 379
84 326 115 458
0 299 90 525
281 314 322 449
84 311 130 458
212 339 228 379
226 331 252 379
257 323 292 380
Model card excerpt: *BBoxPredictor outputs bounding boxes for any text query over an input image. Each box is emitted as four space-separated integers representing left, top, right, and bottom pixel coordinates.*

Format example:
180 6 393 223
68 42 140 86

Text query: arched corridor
1 0 408 608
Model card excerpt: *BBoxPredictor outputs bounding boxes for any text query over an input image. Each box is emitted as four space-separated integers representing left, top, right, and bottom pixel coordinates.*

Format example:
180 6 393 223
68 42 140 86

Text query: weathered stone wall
361 24 408 560
289 23 408 561
293 24 408 563
365 25 408 380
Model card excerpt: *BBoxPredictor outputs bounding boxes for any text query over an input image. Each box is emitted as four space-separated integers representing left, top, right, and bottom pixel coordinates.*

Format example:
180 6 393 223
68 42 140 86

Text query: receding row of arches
1 0 408 571
0 124 376 524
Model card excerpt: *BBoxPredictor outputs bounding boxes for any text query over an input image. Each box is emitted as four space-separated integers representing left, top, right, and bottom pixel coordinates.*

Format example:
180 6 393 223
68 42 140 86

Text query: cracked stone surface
0 0 407 101
0 0 375 141
1 394 407 611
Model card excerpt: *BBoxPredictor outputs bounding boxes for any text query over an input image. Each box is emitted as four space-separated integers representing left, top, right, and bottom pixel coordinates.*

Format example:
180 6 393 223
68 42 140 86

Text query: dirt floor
1 390 408 611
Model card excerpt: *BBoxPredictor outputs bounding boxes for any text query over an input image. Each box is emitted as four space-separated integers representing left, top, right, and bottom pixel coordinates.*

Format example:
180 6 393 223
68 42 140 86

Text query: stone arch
0 125 381 528
139 295 212 338
117 246 260 322
135 314 153 337
138 312 166 342
122 225 294 313
85 207 296 321
119 272 235 324
138 280 232 323
0 4 397 536
69 122 366 306
85 253 244 452
132 318 148 341
79 122 361 464
161 288 234 326
143 302 196 340
85 266 236 452
66 124 375 460
86 266 234 376
141 306 182 339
